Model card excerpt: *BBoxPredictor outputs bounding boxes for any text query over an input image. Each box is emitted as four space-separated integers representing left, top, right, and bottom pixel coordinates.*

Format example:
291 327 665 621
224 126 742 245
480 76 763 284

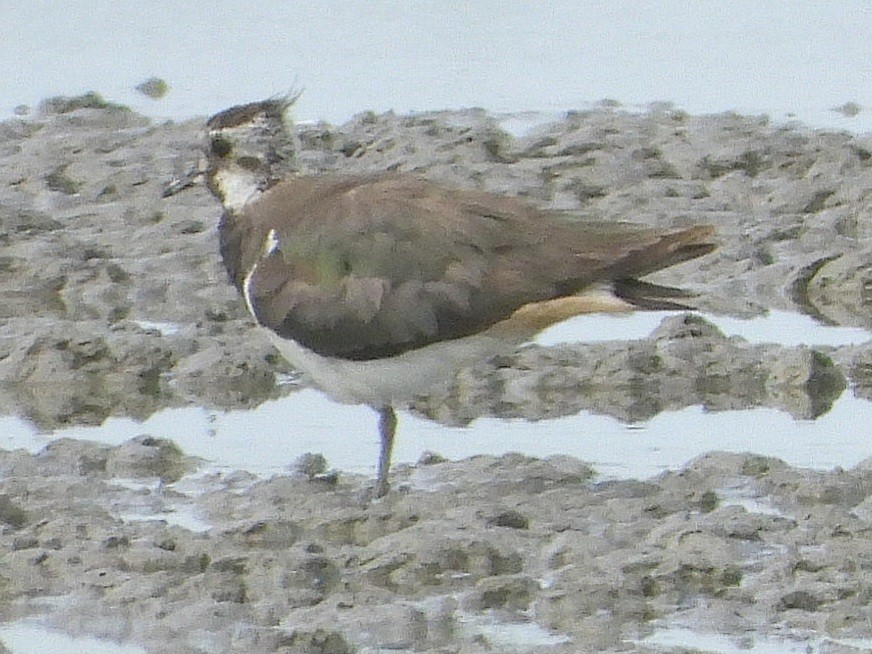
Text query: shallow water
0 620 146 654
2 3 868 133
636 626 872 654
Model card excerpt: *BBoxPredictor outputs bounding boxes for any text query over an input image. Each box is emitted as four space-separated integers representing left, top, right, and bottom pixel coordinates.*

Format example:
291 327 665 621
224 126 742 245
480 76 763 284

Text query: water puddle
106 477 214 532
715 482 787 518
131 320 182 336
636 626 872 654
0 619 146 654
456 612 571 651
535 309 870 347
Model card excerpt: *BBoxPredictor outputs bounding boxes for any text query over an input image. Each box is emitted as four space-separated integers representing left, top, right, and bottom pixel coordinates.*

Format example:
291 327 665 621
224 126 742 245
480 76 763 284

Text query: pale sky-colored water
1 2 870 130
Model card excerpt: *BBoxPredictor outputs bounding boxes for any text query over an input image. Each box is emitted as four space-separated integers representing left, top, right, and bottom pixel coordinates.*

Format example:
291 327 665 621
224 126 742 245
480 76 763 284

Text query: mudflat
0 95 870 652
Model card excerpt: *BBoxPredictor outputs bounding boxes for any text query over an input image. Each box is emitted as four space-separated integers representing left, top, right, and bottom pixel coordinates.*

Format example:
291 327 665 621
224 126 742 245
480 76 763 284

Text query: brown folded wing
220 174 715 360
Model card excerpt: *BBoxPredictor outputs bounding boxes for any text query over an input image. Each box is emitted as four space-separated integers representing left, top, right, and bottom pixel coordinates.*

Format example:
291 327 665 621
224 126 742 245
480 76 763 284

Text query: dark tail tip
614 278 700 311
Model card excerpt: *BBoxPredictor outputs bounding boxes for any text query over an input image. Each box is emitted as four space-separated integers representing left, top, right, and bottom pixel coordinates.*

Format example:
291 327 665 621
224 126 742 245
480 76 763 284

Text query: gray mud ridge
0 94 871 651
2 438 872 653
0 95 871 428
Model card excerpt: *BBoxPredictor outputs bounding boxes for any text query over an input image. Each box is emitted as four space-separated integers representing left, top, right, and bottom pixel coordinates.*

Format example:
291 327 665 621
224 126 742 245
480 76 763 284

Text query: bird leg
375 406 397 497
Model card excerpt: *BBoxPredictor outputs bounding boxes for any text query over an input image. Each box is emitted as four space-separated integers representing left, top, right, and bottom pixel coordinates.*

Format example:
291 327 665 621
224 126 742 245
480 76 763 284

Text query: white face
204 107 298 212
210 165 264 213
205 118 272 212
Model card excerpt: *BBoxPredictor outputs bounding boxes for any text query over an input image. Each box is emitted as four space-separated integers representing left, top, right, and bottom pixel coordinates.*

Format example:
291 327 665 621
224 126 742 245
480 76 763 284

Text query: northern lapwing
166 97 716 496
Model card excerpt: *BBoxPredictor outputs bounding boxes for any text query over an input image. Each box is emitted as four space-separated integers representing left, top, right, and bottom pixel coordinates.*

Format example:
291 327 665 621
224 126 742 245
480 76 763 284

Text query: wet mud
0 95 870 652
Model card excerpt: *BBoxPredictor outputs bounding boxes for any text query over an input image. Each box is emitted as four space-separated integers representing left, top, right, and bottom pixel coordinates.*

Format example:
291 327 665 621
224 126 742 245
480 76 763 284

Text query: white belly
263 327 522 408
243 248 530 407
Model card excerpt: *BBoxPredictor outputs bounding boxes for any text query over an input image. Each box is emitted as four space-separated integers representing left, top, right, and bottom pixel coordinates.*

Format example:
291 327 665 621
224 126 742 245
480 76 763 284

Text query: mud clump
1 441 871 652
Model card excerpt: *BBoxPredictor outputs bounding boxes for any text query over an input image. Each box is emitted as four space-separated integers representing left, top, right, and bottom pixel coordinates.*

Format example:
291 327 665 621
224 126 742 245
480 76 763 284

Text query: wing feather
224 173 715 360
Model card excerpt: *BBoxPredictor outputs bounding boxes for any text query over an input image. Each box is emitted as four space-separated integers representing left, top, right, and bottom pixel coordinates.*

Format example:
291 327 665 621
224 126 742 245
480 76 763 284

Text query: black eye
210 136 232 158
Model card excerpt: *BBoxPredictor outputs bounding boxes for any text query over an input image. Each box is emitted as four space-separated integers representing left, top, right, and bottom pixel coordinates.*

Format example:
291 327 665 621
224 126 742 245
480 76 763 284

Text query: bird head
163 93 301 211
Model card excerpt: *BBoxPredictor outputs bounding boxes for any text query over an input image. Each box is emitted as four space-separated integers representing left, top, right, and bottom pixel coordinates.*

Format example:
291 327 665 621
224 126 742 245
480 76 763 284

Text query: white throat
212 167 264 213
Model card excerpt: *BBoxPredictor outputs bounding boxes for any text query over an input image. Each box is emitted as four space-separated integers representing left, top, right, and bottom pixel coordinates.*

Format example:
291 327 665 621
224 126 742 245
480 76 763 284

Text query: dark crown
204 93 302 185
206 95 296 131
